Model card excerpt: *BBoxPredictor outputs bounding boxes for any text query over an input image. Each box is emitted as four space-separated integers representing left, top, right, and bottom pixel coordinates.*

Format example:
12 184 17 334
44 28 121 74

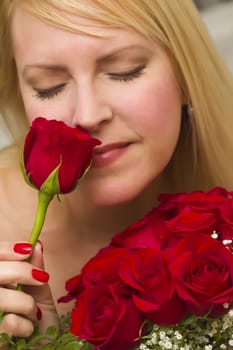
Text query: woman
0 0 233 341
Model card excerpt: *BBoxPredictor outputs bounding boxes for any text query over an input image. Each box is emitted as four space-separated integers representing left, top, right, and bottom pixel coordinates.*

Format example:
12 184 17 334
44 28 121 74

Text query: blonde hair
1 0 233 190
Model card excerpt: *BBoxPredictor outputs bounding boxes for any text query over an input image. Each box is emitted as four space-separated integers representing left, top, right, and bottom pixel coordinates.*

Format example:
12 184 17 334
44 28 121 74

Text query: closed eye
33 83 66 100
108 64 146 82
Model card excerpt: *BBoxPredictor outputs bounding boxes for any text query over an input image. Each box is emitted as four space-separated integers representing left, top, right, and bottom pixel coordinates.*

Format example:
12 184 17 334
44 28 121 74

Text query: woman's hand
23 241 61 334
0 241 59 339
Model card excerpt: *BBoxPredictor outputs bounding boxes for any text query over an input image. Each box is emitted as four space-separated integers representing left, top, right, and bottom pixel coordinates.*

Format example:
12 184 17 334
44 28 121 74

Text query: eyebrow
22 44 152 79
97 45 152 64
22 65 67 79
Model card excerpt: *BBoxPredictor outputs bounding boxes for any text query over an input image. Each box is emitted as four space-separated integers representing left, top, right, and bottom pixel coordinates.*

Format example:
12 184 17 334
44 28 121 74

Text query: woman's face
11 6 183 206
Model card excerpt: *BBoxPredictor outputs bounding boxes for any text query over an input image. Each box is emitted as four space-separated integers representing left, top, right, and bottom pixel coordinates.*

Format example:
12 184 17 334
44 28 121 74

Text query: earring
187 101 194 118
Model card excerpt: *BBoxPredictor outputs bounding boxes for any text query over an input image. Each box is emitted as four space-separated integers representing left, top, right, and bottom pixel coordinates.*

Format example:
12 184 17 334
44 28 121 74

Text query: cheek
119 75 182 142
19 82 73 125
23 100 71 124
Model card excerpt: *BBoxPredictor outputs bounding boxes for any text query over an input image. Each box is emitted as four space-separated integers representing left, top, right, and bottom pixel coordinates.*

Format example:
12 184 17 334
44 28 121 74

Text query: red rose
158 187 231 212
162 208 217 248
81 246 131 287
157 187 233 248
23 117 100 194
170 234 233 316
58 246 131 303
111 208 166 250
70 284 144 350
119 248 186 325
57 274 82 303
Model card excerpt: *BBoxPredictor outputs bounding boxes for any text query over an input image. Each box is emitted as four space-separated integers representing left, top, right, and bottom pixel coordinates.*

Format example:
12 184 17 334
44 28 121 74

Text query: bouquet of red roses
1 117 232 349
59 187 233 350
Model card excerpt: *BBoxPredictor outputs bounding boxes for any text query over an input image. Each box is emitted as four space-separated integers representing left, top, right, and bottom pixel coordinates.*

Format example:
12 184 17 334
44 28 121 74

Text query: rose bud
19 117 100 251
22 116 101 195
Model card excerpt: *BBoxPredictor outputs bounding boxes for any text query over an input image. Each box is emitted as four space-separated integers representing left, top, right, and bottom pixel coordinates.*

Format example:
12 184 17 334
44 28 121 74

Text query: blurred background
195 0 233 71
0 0 233 150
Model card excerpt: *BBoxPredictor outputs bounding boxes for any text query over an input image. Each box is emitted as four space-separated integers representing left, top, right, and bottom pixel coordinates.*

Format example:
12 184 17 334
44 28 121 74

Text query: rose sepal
74 162 92 187
20 158 38 191
21 157 92 247
21 153 62 196
39 162 61 196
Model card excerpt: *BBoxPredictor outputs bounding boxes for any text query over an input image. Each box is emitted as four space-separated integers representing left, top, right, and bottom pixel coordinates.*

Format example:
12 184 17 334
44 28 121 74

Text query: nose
72 82 113 132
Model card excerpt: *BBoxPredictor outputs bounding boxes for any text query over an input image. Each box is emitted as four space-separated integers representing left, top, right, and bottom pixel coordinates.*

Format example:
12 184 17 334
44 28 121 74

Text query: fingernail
13 243 32 255
37 307 42 321
32 269 49 283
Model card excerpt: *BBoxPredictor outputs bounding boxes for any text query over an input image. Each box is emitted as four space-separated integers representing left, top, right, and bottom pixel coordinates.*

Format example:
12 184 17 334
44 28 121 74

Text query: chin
83 190 129 207
82 177 155 208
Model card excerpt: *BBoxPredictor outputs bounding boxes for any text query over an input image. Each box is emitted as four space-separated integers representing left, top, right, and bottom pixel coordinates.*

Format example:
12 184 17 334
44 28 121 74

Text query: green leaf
0 310 4 325
62 342 84 350
38 344 54 350
28 334 48 347
46 326 59 341
0 313 94 350
57 333 76 344
15 338 27 350
0 333 15 345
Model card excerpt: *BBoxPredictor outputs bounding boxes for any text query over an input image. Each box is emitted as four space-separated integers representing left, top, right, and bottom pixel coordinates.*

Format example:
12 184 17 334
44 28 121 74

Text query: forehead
11 5 159 59
11 3 133 40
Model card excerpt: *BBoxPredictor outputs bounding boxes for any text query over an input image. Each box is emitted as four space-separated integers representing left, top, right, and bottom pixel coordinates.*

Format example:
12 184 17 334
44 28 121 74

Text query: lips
93 142 131 167
94 142 130 154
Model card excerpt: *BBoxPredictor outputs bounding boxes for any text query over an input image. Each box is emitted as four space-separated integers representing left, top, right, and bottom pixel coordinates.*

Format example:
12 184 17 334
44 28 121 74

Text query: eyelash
33 83 66 100
108 64 146 82
33 65 145 100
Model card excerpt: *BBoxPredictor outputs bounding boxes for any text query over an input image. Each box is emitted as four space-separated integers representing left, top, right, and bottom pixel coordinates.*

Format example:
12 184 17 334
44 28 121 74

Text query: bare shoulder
0 167 37 240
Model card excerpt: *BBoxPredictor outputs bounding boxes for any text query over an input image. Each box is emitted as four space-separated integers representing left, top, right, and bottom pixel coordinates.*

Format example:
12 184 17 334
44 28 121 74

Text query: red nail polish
13 243 32 255
32 269 49 283
37 307 42 321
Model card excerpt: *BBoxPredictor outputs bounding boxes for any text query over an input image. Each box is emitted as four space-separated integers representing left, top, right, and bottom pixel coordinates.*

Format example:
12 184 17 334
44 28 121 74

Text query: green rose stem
17 191 53 292
17 162 89 291
17 164 61 291
28 191 53 246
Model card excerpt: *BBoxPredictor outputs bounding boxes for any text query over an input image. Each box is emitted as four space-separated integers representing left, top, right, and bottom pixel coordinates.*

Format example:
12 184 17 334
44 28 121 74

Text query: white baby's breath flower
135 309 233 350
211 231 218 239
159 331 166 340
223 239 232 245
204 345 213 350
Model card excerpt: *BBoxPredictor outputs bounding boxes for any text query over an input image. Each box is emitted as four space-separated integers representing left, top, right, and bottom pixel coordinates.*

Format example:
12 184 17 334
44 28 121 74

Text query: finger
0 313 34 338
29 241 44 269
0 242 32 261
0 288 37 321
24 242 52 306
0 261 49 286
24 242 60 330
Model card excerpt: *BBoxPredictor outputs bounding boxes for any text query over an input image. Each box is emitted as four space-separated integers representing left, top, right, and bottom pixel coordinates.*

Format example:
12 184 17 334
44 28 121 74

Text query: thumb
24 241 60 332
29 241 45 270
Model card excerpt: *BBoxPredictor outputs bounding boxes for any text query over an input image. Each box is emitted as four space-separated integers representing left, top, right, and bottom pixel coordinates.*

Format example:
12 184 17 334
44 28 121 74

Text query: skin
0 5 183 339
